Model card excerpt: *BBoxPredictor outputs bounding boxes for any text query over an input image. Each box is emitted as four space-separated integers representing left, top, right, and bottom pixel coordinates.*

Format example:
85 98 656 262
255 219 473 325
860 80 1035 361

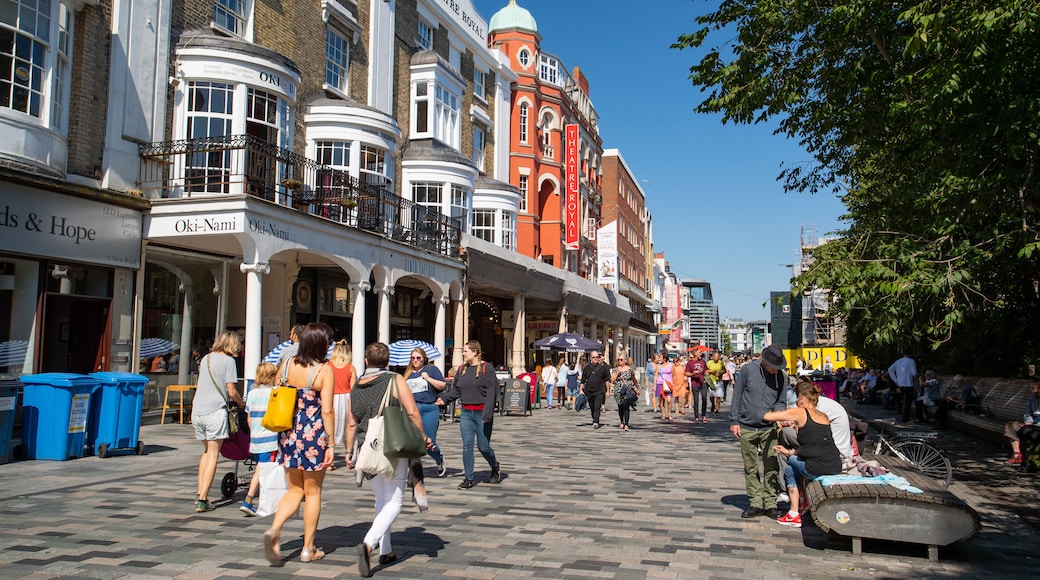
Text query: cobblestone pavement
1 398 1039 579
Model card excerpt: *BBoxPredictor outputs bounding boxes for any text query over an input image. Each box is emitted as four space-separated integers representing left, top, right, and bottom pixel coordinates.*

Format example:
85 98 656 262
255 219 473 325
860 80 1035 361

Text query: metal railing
139 135 461 258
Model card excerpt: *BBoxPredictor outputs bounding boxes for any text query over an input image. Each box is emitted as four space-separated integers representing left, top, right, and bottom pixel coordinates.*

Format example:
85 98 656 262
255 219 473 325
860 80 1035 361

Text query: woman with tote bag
346 342 431 577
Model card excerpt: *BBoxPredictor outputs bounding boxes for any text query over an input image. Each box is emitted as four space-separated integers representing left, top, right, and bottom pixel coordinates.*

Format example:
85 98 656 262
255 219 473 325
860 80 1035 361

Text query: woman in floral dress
263 323 335 566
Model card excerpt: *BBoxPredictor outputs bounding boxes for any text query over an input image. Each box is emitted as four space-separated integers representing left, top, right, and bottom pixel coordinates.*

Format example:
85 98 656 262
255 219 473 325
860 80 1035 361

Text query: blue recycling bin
88 372 148 458
19 373 97 460
0 375 22 464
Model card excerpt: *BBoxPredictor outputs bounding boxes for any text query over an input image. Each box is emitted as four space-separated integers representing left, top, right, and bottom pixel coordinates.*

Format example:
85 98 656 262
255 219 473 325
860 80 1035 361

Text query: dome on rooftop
489 0 537 34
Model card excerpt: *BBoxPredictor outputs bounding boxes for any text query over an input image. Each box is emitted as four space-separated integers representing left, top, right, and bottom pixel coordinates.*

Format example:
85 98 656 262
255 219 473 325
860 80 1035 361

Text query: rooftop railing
139 135 461 258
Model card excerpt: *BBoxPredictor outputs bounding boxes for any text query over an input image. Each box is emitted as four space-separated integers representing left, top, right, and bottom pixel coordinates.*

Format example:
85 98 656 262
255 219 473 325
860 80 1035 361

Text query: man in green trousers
730 345 792 519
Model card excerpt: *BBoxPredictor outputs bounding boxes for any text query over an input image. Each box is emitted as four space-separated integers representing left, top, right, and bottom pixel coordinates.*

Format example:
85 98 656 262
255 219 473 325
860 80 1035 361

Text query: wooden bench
804 453 979 561
943 377 1034 445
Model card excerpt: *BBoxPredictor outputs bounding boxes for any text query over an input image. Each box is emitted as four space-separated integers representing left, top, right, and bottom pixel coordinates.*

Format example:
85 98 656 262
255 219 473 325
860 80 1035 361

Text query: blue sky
472 0 848 321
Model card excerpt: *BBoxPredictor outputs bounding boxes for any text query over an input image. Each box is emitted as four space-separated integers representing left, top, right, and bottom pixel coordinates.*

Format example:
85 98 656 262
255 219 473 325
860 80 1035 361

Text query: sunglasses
411 356 424 360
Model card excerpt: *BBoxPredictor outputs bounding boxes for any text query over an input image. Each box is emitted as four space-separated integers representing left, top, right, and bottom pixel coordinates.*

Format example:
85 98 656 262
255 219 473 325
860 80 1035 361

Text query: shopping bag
261 386 297 432
574 392 588 412
355 415 396 479
256 461 288 517
384 382 427 460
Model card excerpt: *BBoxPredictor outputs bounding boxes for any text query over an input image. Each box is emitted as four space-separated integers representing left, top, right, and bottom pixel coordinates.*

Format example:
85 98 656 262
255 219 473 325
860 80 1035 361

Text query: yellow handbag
261 361 297 432
261 386 296 432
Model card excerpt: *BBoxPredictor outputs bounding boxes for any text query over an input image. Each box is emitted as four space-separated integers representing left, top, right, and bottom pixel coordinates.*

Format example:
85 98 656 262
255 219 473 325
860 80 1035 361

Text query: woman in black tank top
764 380 842 528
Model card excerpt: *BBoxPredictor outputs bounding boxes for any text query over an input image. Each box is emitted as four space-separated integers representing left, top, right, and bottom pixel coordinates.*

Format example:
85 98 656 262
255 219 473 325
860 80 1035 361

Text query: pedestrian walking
263 323 336 565
580 350 612 429
611 355 636 431
405 347 448 476
345 342 432 577
191 330 245 512
730 345 791 519
437 340 502 490
686 354 708 422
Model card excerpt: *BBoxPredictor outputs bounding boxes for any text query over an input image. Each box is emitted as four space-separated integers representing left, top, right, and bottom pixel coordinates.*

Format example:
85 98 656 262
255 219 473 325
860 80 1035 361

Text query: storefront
0 182 144 376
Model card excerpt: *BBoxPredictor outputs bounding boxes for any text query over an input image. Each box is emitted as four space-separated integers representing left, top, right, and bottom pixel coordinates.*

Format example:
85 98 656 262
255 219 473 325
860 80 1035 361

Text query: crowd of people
188 329 1040 571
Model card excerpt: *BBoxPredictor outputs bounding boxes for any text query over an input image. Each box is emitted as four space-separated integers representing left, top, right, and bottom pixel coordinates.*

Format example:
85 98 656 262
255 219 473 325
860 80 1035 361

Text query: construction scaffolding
799 225 844 345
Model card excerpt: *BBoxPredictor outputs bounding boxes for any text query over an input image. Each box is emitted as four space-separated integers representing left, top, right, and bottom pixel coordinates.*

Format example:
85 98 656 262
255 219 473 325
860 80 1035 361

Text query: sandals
263 529 283 567
300 547 326 562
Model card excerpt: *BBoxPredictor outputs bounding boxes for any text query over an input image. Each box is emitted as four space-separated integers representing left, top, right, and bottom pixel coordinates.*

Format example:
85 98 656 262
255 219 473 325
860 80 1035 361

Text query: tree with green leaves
674 1 1040 374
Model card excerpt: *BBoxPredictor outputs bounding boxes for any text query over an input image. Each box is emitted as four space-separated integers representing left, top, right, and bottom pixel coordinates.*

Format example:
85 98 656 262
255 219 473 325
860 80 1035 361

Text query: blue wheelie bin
87 372 148 458
0 374 22 463
19 373 97 460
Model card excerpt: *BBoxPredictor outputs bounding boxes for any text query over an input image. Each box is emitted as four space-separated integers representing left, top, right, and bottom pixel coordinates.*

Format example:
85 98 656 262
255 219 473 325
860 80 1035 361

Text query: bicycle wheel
886 440 953 488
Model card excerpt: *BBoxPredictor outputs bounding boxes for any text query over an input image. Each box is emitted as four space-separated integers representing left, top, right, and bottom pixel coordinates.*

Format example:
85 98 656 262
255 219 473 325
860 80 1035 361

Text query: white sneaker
777 492 790 504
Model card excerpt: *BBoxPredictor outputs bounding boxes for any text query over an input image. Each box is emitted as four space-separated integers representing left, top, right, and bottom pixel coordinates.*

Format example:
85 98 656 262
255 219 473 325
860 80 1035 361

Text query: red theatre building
487 1 603 279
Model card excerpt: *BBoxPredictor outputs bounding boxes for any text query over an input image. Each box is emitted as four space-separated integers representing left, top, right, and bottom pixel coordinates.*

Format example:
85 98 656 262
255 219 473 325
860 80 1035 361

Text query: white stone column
177 282 193 384
350 281 370 361
239 261 270 385
434 296 448 374
376 284 394 344
452 295 466 367
590 321 599 344
511 292 526 375
577 317 586 336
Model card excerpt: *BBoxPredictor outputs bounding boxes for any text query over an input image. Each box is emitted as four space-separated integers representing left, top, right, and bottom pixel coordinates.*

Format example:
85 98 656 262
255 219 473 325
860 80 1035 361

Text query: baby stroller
219 408 254 499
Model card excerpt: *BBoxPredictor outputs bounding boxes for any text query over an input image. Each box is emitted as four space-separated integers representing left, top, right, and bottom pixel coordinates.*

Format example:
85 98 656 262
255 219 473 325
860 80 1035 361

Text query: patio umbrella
262 340 294 364
0 339 28 367
140 337 178 359
263 339 336 364
388 340 441 366
532 332 603 353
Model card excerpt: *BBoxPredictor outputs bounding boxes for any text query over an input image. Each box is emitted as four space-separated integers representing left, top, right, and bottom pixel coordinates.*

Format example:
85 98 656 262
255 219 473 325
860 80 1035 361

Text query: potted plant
335 197 357 209
281 178 303 191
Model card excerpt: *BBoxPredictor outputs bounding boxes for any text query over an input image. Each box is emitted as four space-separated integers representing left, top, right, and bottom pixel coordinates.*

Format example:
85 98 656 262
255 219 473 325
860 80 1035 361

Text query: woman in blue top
405 347 448 476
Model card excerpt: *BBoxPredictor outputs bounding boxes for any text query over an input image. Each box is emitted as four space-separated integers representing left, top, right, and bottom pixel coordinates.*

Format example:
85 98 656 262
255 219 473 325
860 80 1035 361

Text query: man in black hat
730 344 792 519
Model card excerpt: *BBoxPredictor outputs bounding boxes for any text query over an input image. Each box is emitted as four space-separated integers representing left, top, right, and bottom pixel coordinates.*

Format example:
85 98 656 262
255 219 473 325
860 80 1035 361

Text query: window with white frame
518 174 528 213
519 102 528 144
185 82 235 192
315 141 350 168
214 0 248 36
471 124 485 171
517 47 530 68
539 54 559 85
413 182 442 206
503 210 516 251
0 0 77 125
50 4 70 129
450 184 468 227
434 85 460 148
417 19 433 51
325 27 350 94
472 209 495 243
473 67 485 100
360 144 390 187
413 81 429 134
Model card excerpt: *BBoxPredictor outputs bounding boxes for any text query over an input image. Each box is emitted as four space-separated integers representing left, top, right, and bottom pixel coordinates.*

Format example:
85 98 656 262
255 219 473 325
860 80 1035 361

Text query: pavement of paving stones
2 396 1040 579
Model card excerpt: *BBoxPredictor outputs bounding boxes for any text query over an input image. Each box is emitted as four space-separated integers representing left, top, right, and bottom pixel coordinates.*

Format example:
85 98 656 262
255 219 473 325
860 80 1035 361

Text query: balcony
139 135 461 258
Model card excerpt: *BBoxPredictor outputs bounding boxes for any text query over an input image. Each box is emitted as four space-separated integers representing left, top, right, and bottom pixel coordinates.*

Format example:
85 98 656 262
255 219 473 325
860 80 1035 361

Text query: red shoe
799 496 809 514
1009 453 1023 465
777 512 802 528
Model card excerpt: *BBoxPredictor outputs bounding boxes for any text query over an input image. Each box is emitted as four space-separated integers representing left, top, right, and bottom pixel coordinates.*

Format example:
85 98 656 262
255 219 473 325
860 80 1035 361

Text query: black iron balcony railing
139 135 461 258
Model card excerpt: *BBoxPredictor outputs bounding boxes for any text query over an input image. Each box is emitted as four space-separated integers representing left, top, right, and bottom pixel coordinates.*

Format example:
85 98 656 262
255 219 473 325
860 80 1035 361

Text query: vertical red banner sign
564 124 579 250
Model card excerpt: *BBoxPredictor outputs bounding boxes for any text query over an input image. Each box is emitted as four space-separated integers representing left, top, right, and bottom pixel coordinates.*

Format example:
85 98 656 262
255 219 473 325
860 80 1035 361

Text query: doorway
41 295 110 373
